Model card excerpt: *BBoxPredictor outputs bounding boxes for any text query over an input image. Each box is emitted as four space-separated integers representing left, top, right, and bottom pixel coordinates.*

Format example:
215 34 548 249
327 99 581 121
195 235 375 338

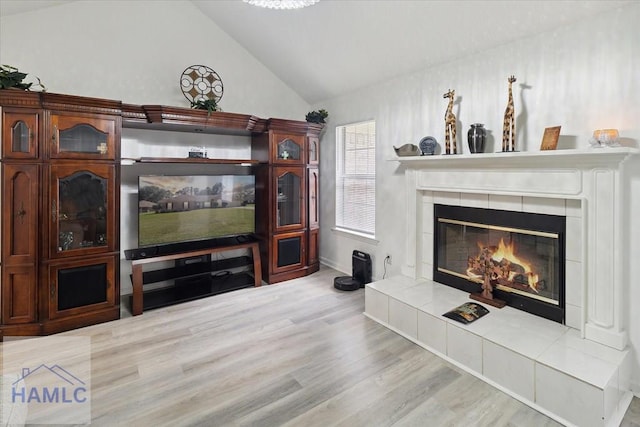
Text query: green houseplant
190 98 220 115
305 109 328 124
0 64 46 91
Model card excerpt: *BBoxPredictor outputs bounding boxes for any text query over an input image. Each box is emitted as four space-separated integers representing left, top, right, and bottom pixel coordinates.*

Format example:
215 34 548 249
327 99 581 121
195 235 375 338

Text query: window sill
332 227 379 244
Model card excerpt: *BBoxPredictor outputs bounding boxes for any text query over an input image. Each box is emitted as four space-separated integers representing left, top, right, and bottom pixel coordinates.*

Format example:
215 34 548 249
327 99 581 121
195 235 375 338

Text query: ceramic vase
468 123 486 154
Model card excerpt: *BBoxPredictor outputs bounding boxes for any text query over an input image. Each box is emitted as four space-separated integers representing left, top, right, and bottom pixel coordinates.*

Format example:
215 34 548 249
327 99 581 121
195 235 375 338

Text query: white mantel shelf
392 147 638 200
390 147 638 168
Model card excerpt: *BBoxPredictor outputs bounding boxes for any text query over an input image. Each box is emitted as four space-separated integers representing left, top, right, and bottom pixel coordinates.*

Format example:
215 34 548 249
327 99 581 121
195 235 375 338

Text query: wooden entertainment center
0 90 322 335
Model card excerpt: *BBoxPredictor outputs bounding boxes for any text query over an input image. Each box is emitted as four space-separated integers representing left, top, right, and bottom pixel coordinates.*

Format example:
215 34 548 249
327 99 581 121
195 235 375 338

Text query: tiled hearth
365 277 631 427
365 148 638 426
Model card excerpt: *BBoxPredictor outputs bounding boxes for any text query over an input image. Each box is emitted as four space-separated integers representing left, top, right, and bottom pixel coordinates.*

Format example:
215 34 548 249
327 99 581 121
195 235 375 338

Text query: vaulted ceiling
1 0 632 104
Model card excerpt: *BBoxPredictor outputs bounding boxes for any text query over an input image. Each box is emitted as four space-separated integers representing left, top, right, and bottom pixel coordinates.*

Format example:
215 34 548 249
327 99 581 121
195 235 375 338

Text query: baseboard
319 257 349 275
320 257 387 281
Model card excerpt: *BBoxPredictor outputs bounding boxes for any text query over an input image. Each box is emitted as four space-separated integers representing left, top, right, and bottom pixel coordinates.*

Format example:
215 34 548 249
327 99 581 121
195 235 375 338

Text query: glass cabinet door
50 114 116 159
1 111 39 159
49 164 115 258
271 133 304 164
275 167 306 232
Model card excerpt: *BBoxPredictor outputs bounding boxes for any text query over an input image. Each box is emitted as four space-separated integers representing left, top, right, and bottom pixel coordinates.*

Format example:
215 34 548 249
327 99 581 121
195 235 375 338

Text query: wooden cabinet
2 163 39 265
0 91 121 336
1 109 40 159
1 114 40 329
307 167 320 273
46 163 117 258
43 255 117 321
308 167 319 229
274 166 306 233
2 265 38 325
272 230 307 275
308 229 319 268
1 89 321 331
307 135 319 165
253 120 322 283
271 132 305 164
49 113 117 160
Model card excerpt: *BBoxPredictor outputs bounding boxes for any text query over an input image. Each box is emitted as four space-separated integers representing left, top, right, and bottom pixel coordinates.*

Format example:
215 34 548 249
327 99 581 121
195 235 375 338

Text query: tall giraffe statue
502 75 517 152
443 89 457 154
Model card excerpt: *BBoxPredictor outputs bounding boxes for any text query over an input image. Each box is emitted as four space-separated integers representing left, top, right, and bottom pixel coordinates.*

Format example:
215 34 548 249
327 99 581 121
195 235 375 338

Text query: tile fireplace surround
365 148 638 427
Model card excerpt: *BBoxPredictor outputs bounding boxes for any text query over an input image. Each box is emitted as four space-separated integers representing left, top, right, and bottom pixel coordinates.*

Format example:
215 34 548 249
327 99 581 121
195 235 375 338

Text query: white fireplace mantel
395 147 638 351
363 147 639 426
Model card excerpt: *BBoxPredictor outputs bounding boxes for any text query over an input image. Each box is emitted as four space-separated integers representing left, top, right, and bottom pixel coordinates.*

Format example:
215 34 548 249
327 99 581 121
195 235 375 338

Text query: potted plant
305 109 328 124
190 98 220 115
0 64 46 91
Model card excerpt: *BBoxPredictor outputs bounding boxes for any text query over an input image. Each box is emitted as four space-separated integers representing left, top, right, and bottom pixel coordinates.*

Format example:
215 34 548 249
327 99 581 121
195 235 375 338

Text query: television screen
138 175 255 247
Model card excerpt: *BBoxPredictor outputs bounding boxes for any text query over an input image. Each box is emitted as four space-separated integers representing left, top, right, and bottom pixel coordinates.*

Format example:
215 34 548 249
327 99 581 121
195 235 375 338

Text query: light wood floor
50 266 640 426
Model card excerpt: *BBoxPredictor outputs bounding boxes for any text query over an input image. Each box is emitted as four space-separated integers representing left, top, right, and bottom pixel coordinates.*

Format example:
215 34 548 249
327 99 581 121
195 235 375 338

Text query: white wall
316 3 640 391
0 0 309 119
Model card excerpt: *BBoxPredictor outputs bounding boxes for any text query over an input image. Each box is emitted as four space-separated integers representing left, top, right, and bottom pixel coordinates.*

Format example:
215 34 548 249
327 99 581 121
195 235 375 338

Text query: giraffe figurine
502 75 517 152
443 89 457 154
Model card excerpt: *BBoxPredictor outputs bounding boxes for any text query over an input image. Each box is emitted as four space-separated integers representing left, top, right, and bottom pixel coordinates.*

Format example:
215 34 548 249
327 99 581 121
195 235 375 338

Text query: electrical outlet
385 254 392 265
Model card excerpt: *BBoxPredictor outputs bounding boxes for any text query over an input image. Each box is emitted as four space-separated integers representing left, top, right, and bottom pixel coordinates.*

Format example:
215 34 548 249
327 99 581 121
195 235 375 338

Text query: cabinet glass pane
58 171 107 252
277 172 300 227
277 138 301 160
11 121 30 153
59 124 108 154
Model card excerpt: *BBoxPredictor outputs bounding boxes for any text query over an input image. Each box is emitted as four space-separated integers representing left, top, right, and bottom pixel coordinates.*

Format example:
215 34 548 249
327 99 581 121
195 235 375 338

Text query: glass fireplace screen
437 217 561 305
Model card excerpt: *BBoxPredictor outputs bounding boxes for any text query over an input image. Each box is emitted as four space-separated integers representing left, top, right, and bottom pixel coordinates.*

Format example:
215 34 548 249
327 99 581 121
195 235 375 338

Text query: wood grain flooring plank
282 347 456 427
41 265 639 427
236 349 403 426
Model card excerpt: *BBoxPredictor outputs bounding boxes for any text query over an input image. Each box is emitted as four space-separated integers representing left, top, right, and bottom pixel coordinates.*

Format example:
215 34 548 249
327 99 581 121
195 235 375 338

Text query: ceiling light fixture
243 0 320 10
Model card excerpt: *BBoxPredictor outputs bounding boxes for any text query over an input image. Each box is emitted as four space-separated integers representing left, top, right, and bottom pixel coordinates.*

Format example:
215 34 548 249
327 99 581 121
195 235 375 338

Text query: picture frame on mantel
540 126 561 150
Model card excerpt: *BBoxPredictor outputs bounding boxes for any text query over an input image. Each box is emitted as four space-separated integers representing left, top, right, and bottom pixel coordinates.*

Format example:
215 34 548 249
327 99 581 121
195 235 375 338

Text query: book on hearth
443 302 490 324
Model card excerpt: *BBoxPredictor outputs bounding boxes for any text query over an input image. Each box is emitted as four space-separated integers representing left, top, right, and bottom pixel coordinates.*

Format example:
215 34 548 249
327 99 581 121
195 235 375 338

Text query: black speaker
175 255 212 287
124 246 158 260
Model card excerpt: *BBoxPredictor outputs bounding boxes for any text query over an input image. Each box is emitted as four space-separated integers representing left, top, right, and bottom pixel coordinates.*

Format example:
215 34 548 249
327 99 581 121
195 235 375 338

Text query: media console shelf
130 242 262 315
121 157 259 165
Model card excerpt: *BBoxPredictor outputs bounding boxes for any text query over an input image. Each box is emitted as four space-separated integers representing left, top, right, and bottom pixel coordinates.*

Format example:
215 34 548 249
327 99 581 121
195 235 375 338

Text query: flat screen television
138 175 255 248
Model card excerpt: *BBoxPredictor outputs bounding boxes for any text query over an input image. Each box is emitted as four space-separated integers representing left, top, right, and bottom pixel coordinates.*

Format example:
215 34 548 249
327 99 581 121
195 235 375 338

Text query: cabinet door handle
51 200 57 222
50 286 56 299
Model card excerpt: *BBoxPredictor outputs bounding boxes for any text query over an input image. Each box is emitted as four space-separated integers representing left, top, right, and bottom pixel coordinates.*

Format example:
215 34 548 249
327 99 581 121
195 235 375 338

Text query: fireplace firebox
433 204 565 323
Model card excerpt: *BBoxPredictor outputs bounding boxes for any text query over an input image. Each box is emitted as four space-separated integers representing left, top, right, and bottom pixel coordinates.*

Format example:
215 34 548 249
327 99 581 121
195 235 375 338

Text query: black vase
468 123 486 154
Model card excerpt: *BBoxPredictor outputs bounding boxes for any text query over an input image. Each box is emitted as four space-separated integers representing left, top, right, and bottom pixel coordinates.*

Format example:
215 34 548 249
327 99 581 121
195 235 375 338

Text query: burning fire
492 239 539 290
468 238 541 292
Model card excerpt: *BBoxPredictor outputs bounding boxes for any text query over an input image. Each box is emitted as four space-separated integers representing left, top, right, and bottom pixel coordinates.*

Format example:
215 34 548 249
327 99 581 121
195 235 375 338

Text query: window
336 120 376 237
